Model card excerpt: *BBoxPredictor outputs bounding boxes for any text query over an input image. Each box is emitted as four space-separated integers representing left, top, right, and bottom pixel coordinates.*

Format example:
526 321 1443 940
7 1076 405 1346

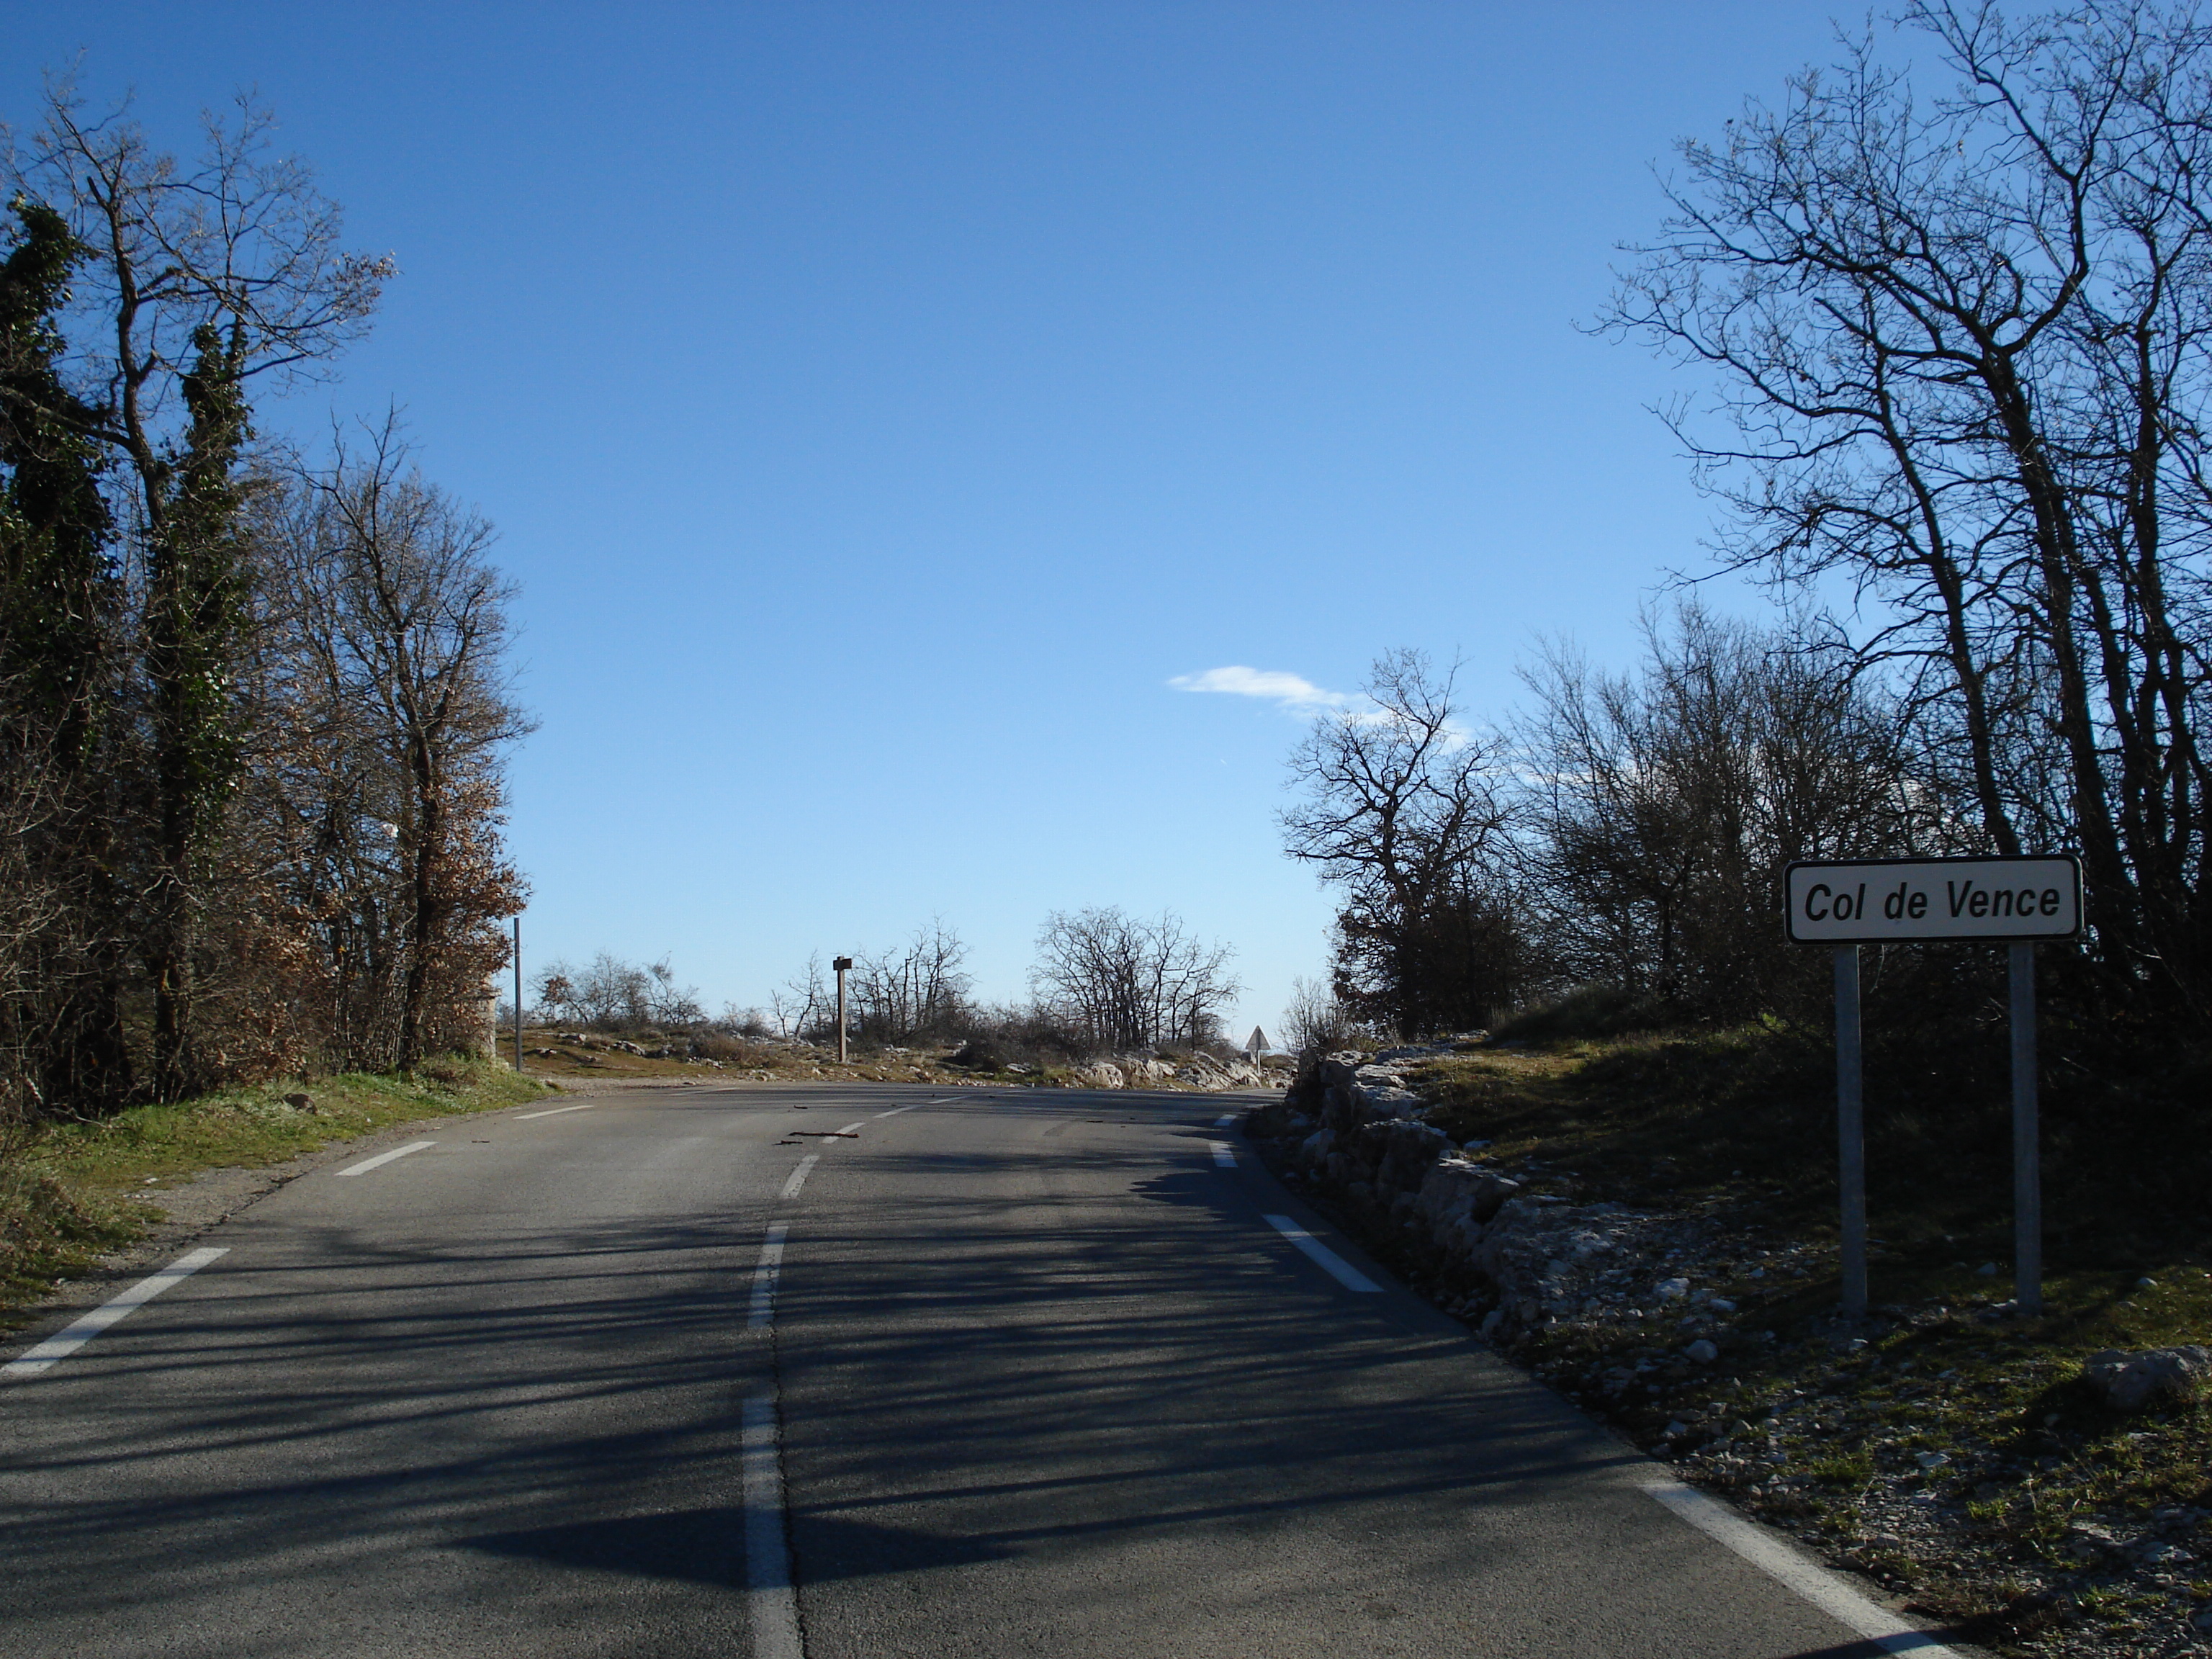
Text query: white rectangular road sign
1785 855 2082 944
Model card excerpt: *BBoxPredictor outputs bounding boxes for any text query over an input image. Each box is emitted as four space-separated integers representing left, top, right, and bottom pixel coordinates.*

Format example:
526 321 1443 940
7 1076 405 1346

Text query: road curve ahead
0 1084 1946 1658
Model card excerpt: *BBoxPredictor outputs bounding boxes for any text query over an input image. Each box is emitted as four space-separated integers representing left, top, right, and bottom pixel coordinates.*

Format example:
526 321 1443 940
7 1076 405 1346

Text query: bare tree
772 953 835 1043
577 954 649 1030
257 419 528 1068
1279 974 1370 1053
641 958 704 1028
1517 607 1924 1017
850 920 972 1046
536 951 701 1032
531 963 577 1027
1280 649 1519 1035
1602 0 2212 1020
1030 907 1239 1052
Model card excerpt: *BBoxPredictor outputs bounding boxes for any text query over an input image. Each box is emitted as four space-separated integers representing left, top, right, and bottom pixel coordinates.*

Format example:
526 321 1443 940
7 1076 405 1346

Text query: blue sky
8 2 1854 1036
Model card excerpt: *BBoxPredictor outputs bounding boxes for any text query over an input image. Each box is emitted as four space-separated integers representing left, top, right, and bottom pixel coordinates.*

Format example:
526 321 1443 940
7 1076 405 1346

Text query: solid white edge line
749 1220 790 1329
335 1140 436 1178
1262 1214 1384 1292
513 1103 597 1120
4 1246 230 1377
1645 1480 1961 1655
779 1155 820 1202
1209 1140 1237 1167
742 1393 804 1659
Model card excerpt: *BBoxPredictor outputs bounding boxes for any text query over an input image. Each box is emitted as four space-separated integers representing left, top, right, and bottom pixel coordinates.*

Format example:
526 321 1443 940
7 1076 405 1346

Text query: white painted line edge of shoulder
1644 1480 1961 1656
1209 1140 1237 1167
4 1246 230 1377
335 1141 437 1177
742 1393 803 1659
514 1103 598 1120
1262 1214 1384 1293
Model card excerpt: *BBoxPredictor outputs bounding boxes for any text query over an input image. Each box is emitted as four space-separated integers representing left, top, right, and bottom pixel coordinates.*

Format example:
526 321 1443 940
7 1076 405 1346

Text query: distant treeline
1 88 526 1120
532 907 1244 1063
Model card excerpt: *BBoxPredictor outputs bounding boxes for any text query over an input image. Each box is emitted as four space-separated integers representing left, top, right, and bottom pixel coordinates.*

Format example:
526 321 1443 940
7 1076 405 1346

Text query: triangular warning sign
1246 1026 1267 1053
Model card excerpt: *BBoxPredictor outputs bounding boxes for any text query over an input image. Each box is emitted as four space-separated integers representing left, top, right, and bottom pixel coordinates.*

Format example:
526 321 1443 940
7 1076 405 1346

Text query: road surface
0 1084 1958 1657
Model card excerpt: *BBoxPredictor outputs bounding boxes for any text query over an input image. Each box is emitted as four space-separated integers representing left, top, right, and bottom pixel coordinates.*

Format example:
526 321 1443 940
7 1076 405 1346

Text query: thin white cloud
1167 666 1359 712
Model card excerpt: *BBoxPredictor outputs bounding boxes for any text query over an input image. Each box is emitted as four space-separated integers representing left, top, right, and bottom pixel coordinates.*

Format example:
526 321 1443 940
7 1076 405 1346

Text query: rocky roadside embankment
1059 1053 1287 1092
521 1029 1290 1092
1244 1047 2212 1659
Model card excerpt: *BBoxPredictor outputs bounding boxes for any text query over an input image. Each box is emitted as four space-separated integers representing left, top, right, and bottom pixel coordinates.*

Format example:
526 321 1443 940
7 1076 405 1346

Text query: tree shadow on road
457 1506 1014 1587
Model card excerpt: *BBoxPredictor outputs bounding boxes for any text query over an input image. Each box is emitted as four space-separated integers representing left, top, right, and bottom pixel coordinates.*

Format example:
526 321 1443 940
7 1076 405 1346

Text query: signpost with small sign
1784 855 2082 1320
832 956 855 1065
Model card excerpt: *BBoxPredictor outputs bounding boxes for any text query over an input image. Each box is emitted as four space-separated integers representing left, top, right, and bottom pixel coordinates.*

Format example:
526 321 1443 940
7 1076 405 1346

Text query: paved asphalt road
0 1084 1951 1658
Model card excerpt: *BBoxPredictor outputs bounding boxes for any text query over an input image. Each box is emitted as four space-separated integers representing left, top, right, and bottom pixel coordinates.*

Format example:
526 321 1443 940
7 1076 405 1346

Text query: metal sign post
513 917 523 1074
1785 854 2081 1320
1833 945 1867 1321
2010 943 2041 1314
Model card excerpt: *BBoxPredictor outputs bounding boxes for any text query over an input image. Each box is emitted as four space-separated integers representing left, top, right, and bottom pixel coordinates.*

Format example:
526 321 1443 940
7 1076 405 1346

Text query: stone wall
1255 1048 1702 1345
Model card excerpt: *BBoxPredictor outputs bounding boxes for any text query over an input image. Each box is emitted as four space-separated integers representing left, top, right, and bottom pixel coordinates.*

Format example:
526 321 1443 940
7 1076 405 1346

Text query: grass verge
0 1056 554 1328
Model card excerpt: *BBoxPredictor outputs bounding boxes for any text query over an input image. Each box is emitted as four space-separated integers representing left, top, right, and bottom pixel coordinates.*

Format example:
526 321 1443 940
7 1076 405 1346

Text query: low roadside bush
1491 984 1678 1044
0 1165 133 1310
948 1004 1098 1069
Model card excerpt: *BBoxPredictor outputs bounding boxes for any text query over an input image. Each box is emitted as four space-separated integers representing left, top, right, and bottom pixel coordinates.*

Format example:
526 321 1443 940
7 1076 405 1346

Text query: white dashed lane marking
749 1222 790 1330
872 1100 943 1118
742 1394 802 1658
779 1156 819 1202
336 1141 436 1178
513 1103 597 1120
4 1247 230 1377
1262 1215 1383 1293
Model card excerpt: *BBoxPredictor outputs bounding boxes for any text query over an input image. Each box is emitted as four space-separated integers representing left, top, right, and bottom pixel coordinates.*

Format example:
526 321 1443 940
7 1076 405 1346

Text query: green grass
1808 1450 1877 1488
0 1056 554 1326
1408 1017 2212 1293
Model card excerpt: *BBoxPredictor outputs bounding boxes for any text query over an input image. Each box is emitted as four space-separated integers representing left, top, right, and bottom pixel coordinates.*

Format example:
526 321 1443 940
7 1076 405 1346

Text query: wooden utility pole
833 956 853 1064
